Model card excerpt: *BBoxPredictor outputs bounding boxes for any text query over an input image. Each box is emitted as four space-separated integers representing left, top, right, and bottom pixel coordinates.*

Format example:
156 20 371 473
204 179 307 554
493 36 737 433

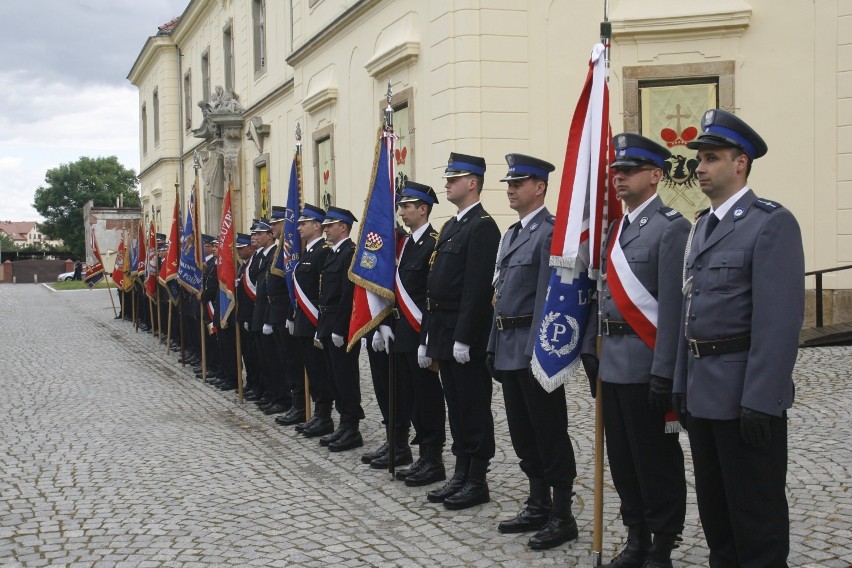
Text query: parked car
57 271 77 281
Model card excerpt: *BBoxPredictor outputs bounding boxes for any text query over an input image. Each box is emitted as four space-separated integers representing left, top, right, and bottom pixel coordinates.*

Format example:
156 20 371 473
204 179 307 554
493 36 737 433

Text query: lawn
48 280 113 291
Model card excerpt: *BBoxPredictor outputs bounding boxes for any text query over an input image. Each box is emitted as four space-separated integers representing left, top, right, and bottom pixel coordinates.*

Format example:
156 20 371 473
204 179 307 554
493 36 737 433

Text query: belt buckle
392 308 400 319
688 339 701 359
603 320 611 336
496 317 504 331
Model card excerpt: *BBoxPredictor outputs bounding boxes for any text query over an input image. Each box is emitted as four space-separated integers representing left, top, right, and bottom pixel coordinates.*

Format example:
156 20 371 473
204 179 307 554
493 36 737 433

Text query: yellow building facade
128 0 852 320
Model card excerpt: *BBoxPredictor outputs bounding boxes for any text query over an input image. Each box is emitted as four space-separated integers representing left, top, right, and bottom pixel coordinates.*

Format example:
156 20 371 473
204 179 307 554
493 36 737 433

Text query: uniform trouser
236 325 257 390
202 321 221 373
396 351 445 449
298 335 334 411
217 323 237 382
438 357 495 460
602 381 686 533
500 368 576 490
320 337 363 426
251 330 269 395
367 343 391 424
183 301 201 357
263 329 288 404
688 415 789 568
274 326 304 409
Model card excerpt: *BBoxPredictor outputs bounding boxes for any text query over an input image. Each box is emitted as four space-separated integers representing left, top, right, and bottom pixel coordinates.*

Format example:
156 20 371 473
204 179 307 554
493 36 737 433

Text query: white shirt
709 186 750 222
305 237 324 252
456 201 481 221
402 223 429 255
331 237 351 252
625 193 658 224
518 205 546 228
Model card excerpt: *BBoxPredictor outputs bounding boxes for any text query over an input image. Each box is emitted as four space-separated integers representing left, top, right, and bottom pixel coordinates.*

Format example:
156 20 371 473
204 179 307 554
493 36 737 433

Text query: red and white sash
294 270 319 326
394 236 423 333
241 264 257 301
606 218 658 349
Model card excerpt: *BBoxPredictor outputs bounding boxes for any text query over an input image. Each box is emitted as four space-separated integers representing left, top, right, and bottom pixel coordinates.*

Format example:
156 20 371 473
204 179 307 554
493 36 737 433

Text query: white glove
452 341 471 364
372 331 384 352
243 322 249 331
286 320 294 334
332 333 344 348
262 324 273 335
361 337 367 349
417 344 432 369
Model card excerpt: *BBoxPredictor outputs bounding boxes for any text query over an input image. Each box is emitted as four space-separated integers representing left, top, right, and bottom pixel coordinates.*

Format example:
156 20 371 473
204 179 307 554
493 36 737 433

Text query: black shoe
295 414 320 433
498 505 551 534
405 460 446 487
276 407 305 426
263 403 288 415
427 471 467 503
217 382 237 391
114 315 123 320
527 514 578 550
396 455 427 480
328 428 364 452
243 391 262 402
319 424 348 446
443 479 490 510
361 442 389 465
370 446 413 469
301 417 334 438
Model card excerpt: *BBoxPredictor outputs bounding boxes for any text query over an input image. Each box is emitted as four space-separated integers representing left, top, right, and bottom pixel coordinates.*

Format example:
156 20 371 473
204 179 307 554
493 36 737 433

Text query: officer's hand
648 375 674 414
243 322 249 331
262 323 273 335
672 393 689 430
371 330 384 352
485 352 496 379
452 341 470 364
378 325 394 352
417 344 432 368
285 320 294 335
740 407 772 449
580 354 599 398
331 333 344 348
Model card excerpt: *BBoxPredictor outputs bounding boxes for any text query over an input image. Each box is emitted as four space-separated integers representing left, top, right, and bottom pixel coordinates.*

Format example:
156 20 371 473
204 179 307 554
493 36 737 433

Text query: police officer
423 153 500 510
371 182 446 482
488 154 579 549
316 206 364 452
581 134 690 566
673 109 804 567
291 205 335 438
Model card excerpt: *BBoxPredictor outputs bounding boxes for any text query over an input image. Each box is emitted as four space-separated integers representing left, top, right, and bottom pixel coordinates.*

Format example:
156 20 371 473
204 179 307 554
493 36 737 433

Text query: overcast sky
0 0 189 222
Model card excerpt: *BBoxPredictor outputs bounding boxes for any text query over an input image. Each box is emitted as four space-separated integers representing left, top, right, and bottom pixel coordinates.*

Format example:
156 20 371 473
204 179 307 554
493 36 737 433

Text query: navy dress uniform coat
583 195 690 537
673 189 804 567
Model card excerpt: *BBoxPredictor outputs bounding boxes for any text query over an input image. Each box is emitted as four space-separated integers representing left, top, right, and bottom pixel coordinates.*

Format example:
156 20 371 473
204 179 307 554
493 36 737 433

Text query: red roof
157 16 181 36
0 221 37 242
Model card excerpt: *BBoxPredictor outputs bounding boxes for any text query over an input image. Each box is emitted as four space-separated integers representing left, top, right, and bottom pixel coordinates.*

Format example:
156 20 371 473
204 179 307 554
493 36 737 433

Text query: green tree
33 156 140 257
0 231 14 258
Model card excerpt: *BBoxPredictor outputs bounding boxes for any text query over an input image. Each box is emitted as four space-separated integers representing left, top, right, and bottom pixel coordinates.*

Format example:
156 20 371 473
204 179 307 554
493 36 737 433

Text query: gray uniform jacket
487 208 554 371
583 196 690 384
673 190 804 420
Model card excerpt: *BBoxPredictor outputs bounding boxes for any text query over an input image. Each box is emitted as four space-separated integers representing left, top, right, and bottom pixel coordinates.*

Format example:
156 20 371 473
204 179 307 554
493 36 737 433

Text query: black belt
687 335 751 358
426 298 459 311
319 305 338 313
602 320 635 335
496 315 533 330
267 295 288 304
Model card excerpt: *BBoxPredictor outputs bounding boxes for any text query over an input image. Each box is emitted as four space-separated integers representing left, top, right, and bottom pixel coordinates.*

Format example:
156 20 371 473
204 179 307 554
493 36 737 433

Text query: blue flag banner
178 186 203 295
270 153 302 309
347 128 396 349
128 235 139 279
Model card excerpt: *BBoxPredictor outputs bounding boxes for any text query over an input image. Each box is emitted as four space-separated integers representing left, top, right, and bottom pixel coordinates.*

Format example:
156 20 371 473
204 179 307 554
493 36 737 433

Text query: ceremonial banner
178 184 203 295
84 227 105 287
112 231 129 290
144 220 158 300
128 230 139 279
216 186 236 326
531 43 621 392
159 195 182 302
347 127 396 349
137 221 147 279
270 153 303 310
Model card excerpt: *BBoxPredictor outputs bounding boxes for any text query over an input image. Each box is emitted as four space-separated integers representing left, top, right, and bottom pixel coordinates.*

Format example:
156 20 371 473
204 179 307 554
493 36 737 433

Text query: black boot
302 405 334 438
603 525 651 567
319 423 348 446
528 487 578 550
295 414 319 433
641 533 677 568
371 430 413 469
427 456 469 503
395 455 426 480
328 423 364 452
405 445 446 487
498 478 552 534
443 457 489 510
361 442 389 465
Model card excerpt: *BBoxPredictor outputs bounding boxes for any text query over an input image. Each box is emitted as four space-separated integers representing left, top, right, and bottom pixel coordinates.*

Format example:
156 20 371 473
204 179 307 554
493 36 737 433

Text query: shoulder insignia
694 207 710 221
529 222 540 232
429 231 439 240
752 198 782 213
658 206 683 221
545 215 556 225
481 215 491 219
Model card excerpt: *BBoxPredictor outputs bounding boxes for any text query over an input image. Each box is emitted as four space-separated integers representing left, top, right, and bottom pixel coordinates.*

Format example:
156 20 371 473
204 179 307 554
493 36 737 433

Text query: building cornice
612 1 751 40
127 36 175 85
302 87 339 115
364 40 420 79
287 0 384 67
138 157 182 180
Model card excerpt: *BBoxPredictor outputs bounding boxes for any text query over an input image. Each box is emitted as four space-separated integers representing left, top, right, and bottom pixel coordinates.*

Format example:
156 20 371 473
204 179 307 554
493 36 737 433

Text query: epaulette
694 207 710 221
658 206 683 221
752 198 782 213
481 215 492 219
322 242 332 248
544 215 556 225
429 231 439 240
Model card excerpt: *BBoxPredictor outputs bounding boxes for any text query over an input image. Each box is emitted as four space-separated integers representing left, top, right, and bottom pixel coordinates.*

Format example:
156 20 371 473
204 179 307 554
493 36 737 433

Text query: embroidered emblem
364 231 383 251
360 251 377 269
538 312 580 357
704 110 715 126
734 207 744 218
529 222 539 232
617 135 627 148
639 216 648 227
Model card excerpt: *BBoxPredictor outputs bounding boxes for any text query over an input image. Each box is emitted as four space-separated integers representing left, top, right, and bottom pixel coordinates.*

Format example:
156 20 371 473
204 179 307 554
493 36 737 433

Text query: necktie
509 223 521 245
619 215 631 245
705 213 720 240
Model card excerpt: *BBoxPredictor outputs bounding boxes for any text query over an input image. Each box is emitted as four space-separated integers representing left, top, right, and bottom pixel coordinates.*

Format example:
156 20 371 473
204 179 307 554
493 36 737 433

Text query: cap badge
733 207 744 218
704 110 715 127
617 135 627 148
639 216 648 227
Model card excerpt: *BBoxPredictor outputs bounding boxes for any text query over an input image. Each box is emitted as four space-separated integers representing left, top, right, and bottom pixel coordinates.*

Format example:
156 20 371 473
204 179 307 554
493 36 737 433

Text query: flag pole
294 122 312 421
592 2 611 566
194 153 208 382
383 78 398 480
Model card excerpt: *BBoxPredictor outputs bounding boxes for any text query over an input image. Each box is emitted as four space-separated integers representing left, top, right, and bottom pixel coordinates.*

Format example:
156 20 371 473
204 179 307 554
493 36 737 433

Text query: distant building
0 221 63 248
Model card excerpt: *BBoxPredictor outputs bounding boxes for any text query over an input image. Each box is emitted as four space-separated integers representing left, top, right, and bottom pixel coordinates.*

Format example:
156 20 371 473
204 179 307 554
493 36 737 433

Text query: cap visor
499 174 531 182
686 134 739 151
442 171 470 179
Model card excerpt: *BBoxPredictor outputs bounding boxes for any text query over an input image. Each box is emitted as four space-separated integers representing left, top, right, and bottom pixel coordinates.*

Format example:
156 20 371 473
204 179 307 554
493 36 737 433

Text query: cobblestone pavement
0 284 850 567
